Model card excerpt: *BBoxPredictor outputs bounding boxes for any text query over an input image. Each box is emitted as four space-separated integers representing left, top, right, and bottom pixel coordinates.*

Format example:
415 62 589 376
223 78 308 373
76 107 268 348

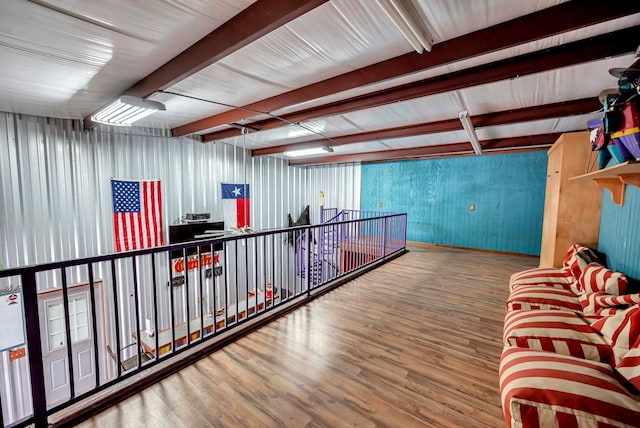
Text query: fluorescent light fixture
91 95 166 126
283 146 334 158
458 111 483 155
376 0 434 53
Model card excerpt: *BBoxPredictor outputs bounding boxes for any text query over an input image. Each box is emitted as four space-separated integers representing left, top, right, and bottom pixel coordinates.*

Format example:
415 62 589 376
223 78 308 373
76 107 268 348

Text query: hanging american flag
111 179 164 252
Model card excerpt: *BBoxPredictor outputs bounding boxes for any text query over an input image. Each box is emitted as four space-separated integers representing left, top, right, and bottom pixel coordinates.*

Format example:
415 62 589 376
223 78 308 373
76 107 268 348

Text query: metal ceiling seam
172 0 640 137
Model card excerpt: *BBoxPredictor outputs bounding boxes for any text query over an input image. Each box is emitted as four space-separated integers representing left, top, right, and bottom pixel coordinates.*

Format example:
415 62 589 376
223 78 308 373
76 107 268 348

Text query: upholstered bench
500 244 640 427
500 347 640 427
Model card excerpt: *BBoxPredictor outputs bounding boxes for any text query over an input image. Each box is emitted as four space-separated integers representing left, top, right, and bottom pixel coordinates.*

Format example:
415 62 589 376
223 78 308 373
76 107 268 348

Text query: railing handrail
0 214 403 277
320 208 401 225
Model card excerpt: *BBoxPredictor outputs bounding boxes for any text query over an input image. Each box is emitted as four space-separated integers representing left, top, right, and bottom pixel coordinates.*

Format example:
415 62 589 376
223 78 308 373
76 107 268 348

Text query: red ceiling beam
204 26 639 142
174 0 640 137
287 133 562 166
84 0 328 128
251 98 599 156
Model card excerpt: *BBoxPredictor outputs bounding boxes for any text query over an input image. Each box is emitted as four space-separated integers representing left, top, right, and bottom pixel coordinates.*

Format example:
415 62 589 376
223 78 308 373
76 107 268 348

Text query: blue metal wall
361 151 547 255
598 185 640 279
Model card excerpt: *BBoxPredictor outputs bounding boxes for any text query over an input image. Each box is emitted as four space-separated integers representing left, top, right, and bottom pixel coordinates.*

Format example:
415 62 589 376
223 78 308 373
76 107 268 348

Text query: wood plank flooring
77 246 538 427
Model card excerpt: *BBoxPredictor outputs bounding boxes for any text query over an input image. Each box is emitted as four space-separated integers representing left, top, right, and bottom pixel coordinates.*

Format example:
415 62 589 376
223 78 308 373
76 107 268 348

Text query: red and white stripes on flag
111 179 164 252
221 183 250 229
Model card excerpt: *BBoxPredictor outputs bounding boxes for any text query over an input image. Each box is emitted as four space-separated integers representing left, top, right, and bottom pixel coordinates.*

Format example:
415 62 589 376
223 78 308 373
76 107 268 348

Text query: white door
39 287 96 407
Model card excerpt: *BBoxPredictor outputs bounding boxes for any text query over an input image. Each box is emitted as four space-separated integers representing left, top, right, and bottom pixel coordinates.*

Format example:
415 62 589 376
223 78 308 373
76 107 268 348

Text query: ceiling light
376 0 434 53
284 146 334 158
458 111 482 155
91 95 166 126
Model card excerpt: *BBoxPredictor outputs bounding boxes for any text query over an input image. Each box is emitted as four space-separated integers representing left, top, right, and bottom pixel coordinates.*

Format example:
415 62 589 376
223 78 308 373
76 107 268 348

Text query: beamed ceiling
2 0 640 165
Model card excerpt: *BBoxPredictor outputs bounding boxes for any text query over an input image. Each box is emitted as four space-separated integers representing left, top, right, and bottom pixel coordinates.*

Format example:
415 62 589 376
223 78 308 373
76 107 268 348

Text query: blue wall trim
598 184 640 279
361 151 547 255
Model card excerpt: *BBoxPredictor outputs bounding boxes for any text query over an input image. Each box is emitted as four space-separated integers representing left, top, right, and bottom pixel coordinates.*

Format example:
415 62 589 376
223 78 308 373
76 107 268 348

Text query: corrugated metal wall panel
598 185 640 279
304 163 361 224
0 112 362 275
361 152 547 255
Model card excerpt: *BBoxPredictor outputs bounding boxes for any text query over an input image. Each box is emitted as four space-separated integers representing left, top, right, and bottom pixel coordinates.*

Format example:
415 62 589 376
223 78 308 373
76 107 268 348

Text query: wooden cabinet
539 131 602 267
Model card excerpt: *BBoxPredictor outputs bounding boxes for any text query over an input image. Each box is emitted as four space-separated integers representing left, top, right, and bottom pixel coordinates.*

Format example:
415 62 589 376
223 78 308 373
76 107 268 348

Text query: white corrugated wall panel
304 163 362 224
0 113 361 272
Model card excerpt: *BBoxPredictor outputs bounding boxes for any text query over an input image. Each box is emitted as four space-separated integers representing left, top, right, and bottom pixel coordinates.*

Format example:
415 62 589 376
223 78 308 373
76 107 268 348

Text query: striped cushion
500 347 640 428
509 267 574 293
503 310 612 363
507 286 581 312
591 304 640 365
579 263 628 295
618 340 640 392
580 293 640 318
562 244 601 282
561 243 583 268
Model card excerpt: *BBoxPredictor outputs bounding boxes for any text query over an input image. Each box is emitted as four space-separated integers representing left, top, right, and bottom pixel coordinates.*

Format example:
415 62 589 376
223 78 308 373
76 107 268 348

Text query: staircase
296 209 344 286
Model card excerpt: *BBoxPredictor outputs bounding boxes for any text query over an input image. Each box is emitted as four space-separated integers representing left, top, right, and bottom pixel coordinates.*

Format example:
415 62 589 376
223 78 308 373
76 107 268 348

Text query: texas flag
221 183 250 229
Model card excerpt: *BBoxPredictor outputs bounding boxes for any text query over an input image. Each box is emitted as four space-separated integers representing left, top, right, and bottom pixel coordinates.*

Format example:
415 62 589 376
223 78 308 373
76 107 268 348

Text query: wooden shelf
571 161 640 206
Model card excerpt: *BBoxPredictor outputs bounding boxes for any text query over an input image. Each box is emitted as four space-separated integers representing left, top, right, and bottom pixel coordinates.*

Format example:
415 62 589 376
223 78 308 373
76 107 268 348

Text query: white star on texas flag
232 186 242 197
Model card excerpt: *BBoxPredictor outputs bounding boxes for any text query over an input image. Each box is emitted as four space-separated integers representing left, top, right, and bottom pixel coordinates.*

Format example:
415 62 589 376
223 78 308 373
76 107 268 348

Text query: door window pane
46 301 65 352
69 294 89 343
46 293 90 352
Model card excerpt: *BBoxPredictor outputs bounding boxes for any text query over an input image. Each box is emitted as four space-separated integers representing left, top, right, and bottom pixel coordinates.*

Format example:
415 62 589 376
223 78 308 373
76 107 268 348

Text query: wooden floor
78 246 538 428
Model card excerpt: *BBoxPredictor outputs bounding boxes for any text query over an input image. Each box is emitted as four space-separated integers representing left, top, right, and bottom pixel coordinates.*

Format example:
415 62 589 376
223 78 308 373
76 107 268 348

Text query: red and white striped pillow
579 263 628 295
562 243 583 268
500 347 640 427
591 304 640 365
507 286 582 312
509 267 574 292
562 244 600 281
579 292 640 316
503 310 612 362
618 336 640 392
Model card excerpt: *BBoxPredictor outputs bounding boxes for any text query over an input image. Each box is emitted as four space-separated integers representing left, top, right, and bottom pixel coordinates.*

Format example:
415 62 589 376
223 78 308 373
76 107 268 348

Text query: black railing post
132 257 142 367
22 270 48 427
87 263 100 388
306 228 311 298
381 217 387 260
403 214 408 249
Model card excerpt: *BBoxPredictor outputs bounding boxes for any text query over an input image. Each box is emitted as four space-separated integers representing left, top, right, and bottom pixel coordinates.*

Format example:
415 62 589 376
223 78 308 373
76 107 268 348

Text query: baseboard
406 241 539 258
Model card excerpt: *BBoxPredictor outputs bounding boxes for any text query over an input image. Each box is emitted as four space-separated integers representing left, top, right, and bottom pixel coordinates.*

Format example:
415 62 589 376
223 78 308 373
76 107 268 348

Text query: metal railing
297 209 407 285
0 212 406 427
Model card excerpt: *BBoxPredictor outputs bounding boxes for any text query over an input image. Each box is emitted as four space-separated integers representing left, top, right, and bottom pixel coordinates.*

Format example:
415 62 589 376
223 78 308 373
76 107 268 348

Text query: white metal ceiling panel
329 141 391 155
216 115 366 150
0 0 254 119
270 13 640 119
168 0 571 127
380 130 470 149
217 0 412 87
338 92 464 130
163 0 415 125
270 54 634 142
415 0 567 43
475 114 597 141
458 54 636 115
